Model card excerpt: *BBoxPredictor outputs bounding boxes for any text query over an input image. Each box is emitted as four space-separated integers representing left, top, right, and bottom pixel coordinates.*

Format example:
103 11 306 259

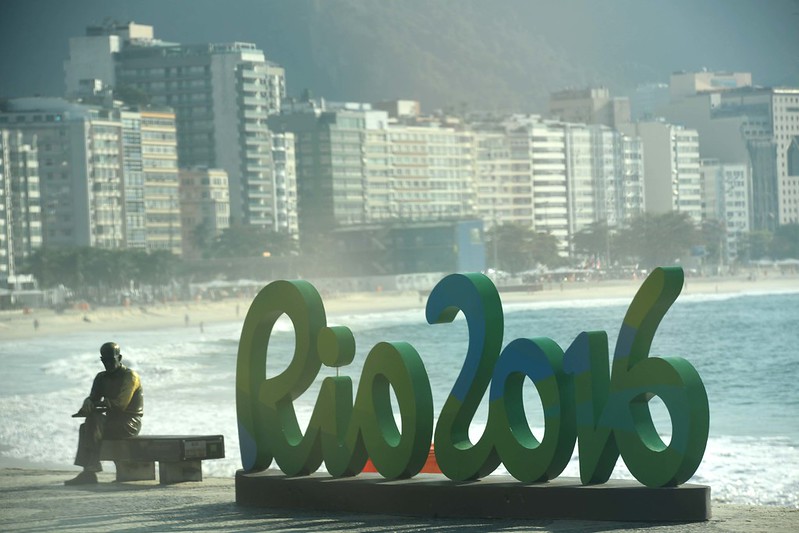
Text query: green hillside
259 1 649 112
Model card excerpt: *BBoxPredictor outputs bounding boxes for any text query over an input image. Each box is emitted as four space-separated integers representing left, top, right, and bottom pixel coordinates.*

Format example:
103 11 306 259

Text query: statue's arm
75 374 103 414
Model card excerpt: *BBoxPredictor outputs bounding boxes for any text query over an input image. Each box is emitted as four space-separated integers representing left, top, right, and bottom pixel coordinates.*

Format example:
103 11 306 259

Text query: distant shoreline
2 273 798 342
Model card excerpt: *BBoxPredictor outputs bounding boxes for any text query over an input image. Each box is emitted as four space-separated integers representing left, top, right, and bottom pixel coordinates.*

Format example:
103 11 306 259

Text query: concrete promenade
1 469 796 532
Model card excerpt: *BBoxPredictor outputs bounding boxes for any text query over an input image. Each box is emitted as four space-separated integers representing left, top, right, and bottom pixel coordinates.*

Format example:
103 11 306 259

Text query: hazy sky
1 0 797 107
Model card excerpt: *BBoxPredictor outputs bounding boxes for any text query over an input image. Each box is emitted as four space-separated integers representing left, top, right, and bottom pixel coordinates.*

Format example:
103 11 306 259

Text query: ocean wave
679 287 799 304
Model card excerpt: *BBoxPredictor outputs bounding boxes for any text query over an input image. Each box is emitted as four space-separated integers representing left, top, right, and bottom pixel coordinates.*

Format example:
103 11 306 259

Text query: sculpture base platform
236 469 710 522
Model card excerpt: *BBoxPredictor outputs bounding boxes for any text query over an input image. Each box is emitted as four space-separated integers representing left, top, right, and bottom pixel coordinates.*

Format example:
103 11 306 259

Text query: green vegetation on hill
261 1 629 111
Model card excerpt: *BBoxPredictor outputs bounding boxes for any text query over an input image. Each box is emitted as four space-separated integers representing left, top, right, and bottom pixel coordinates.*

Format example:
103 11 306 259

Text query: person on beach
65 342 144 485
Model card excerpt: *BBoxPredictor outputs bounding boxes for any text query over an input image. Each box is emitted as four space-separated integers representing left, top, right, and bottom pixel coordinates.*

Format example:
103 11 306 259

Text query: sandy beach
2 273 798 342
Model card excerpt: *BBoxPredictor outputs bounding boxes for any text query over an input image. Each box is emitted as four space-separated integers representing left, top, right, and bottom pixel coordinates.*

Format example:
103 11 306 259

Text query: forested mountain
261 1 590 111
254 0 798 111
2 0 798 112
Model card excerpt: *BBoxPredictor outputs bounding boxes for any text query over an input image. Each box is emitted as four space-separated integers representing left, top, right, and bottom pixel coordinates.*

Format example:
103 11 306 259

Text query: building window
789 137 799 177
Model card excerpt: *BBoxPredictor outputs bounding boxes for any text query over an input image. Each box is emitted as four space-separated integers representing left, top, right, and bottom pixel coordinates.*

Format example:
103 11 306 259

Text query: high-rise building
658 71 799 231
269 101 377 234
527 119 569 248
701 159 750 263
63 21 157 98
620 135 646 223
119 107 182 254
0 98 126 249
585 125 646 228
64 23 292 234
0 130 42 278
179 167 229 258
498 116 581 254
0 98 183 254
386 121 475 222
269 100 475 237
270 132 298 235
474 115 644 256
139 108 181 254
114 42 287 231
771 89 799 225
620 120 702 223
120 109 146 249
565 123 596 238
472 125 532 229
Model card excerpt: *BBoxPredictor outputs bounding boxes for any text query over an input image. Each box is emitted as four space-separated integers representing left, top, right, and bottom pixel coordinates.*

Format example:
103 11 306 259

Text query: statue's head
100 341 122 372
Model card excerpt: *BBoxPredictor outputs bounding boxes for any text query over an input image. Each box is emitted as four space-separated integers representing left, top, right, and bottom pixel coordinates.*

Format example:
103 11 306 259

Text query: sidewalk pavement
1 469 796 532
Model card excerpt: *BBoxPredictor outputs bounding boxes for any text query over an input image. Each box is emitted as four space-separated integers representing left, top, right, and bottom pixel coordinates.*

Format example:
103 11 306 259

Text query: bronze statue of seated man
66 342 144 485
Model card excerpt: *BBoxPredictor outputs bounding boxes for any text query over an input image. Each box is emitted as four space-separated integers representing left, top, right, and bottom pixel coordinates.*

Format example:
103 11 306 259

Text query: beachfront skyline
1 1 799 285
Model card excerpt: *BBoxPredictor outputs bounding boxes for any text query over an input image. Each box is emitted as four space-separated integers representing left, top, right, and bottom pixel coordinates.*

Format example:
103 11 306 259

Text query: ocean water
1 288 798 508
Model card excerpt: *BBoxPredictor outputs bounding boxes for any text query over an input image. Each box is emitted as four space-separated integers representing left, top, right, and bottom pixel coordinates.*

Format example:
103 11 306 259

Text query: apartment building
530 120 569 246
269 102 374 234
64 23 292 234
63 21 156 98
497 116 569 253
0 99 125 249
139 109 181 254
113 42 286 230
772 88 799 225
471 115 645 256
387 121 475 222
0 130 42 277
701 159 750 262
269 100 475 237
565 124 645 231
620 120 702 223
472 126 532 229
565 124 599 236
179 167 230 258
0 98 183 255
658 72 799 231
120 110 146 249
270 132 298 235
119 107 182 253
620 134 646 223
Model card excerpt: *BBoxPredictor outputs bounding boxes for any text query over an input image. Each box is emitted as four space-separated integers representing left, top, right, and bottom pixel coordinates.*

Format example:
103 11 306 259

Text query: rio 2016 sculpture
236 266 709 488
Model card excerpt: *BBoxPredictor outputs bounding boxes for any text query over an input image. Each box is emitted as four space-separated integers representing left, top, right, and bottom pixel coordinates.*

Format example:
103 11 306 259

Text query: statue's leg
105 415 141 439
74 412 105 472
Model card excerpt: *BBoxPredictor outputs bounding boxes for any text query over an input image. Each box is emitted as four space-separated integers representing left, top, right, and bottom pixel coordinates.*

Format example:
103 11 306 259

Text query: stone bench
99 435 225 484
